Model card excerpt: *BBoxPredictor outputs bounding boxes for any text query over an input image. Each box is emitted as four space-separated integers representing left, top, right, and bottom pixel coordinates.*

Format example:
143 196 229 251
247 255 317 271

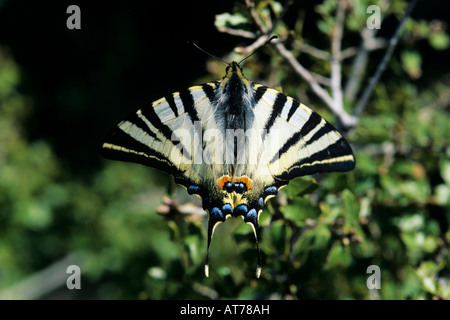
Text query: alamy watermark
366 5 381 30
366 265 381 289
66 5 81 30
169 122 283 171
66 264 81 289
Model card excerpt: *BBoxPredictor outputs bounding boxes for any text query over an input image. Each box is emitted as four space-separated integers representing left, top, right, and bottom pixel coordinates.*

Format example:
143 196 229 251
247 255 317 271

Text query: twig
330 0 346 126
344 28 387 103
245 0 268 33
274 41 357 127
293 42 357 62
276 41 357 127
274 41 334 108
311 72 332 87
235 34 271 55
344 46 369 104
216 26 256 39
353 0 419 118
340 47 358 60
269 0 294 35
293 41 332 61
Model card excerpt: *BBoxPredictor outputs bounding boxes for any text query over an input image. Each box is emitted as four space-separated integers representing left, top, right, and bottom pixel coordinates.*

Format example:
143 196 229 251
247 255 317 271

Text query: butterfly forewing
103 87 204 189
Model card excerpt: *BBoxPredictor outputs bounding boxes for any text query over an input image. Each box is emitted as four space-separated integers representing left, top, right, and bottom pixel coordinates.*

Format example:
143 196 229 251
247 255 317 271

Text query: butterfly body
102 61 355 277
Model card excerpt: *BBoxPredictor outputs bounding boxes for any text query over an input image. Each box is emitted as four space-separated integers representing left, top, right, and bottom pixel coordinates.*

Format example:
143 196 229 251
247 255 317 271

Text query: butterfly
101 47 355 278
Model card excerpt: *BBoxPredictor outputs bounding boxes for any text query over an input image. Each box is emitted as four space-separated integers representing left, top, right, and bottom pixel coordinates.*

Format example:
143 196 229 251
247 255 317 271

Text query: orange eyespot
218 175 252 191
218 175 232 190
235 176 252 190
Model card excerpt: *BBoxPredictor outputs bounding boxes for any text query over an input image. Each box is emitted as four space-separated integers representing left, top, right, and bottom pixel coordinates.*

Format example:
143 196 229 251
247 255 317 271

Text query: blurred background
0 0 448 299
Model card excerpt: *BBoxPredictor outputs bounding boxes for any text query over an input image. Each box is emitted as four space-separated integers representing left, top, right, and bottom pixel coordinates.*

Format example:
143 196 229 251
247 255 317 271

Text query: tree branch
344 28 388 103
274 41 334 108
353 0 419 118
293 41 332 61
245 0 268 33
274 41 356 127
330 0 346 126
216 26 256 39
235 34 271 55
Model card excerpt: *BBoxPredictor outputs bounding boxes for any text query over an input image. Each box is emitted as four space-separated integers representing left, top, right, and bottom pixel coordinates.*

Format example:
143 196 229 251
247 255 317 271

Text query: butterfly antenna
190 41 230 66
238 35 278 65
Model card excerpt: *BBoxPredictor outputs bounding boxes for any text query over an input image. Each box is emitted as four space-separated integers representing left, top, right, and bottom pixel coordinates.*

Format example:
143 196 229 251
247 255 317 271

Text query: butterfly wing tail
243 209 263 278
204 207 225 277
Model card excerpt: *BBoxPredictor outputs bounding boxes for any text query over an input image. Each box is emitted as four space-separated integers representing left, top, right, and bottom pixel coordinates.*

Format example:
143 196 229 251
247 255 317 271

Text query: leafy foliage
0 0 449 299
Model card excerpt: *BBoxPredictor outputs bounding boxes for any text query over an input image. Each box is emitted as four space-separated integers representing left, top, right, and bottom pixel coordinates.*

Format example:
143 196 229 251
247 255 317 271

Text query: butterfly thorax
216 62 253 129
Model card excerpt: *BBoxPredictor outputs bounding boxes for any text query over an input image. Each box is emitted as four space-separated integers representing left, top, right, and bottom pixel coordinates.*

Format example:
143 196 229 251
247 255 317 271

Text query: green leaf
215 12 248 28
0 60 20 98
270 220 288 254
434 184 450 205
283 177 319 198
280 197 319 226
311 223 332 250
185 234 203 265
293 229 315 261
269 1 283 16
401 50 422 79
317 20 331 35
396 214 424 232
147 267 167 280
324 242 352 269
440 160 450 185
343 189 359 228
429 31 450 50
416 261 440 294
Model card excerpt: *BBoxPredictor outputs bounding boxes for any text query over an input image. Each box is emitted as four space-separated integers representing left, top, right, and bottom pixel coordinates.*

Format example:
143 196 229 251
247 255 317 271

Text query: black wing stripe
127 114 161 142
165 93 179 117
286 99 300 122
181 89 205 163
180 89 200 124
279 139 355 179
264 92 288 136
202 83 216 104
271 111 323 163
253 85 268 106
101 129 184 176
140 104 192 160
140 104 173 141
308 122 335 146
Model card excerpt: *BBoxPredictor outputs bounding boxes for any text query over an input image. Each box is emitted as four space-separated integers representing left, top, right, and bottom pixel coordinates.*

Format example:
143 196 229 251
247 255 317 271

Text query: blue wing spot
244 208 258 223
222 203 233 215
224 182 233 193
258 197 264 210
211 207 224 220
264 186 278 196
188 185 202 195
234 182 246 193
234 204 248 216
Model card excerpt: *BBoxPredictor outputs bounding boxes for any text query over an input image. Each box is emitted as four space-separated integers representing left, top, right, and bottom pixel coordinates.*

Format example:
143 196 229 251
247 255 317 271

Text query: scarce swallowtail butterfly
101 42 356 278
